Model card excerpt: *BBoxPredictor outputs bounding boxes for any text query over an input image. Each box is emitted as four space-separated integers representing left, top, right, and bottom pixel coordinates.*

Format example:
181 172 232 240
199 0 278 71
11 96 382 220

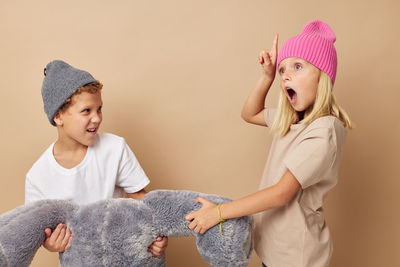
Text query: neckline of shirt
290 115 339 129
48 142 92 175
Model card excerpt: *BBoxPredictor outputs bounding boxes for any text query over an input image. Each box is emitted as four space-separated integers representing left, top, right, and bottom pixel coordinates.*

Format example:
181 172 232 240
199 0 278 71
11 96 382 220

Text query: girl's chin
290 100 310 112
293 107 305 112
292 105 307 113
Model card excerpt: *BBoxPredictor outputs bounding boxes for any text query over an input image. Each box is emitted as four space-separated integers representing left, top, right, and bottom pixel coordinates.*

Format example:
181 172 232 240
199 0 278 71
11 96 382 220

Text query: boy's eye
82 109 90 113
295 64 302 70
98 106 102 112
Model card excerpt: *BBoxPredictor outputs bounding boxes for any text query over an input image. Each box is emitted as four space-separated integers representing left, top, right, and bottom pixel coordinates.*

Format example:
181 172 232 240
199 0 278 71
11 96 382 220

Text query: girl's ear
53 112 63 126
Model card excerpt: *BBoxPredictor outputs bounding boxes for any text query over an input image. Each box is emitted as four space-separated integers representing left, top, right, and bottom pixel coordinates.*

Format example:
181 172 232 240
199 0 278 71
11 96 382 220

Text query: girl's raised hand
259 34 279 78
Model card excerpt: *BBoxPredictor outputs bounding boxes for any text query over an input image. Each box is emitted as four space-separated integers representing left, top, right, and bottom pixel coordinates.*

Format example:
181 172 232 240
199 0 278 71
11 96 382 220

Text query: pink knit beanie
277 20 337 85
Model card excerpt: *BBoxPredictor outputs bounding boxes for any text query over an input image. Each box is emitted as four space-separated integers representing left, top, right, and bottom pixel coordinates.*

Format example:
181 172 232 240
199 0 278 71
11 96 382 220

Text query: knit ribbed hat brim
41 60 96 125
277 20 337 85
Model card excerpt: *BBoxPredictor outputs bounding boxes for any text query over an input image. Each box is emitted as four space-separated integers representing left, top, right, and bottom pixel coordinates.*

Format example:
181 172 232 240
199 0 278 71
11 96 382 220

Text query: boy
25 60 167 257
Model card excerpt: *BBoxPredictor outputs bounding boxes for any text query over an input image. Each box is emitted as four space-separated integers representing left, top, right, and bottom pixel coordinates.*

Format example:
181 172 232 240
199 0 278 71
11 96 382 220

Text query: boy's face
55 91 103 147
278 57 320 112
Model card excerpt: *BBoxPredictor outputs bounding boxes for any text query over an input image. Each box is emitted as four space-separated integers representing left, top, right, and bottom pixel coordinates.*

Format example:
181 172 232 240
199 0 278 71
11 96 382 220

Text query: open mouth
87 128 97 133
285 88 297 103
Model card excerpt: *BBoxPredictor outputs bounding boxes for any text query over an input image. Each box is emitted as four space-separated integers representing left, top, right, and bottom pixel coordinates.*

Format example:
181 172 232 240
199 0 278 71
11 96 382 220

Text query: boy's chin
85 134 98 146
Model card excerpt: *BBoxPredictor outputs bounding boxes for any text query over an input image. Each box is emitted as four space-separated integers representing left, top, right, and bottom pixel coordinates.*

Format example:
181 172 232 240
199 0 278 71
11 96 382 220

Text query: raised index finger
270 33 279 62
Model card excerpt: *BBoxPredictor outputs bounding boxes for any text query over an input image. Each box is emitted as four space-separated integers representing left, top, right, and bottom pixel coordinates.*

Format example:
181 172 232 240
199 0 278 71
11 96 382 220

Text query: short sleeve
25 174 44 204
264 108 276 127
283 127 337 189
116 140 150 193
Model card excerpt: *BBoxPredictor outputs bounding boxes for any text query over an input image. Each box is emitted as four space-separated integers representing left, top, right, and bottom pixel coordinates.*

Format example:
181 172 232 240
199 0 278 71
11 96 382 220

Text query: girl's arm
185 169 300 234
241 34 278 126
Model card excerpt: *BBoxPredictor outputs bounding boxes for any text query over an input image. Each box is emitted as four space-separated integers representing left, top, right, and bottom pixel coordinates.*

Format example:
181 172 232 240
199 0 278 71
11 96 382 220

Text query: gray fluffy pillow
0 190 253 267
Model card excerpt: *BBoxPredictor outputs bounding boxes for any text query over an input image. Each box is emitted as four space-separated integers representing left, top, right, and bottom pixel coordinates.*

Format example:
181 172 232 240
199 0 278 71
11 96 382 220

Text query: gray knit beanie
41 60 97 125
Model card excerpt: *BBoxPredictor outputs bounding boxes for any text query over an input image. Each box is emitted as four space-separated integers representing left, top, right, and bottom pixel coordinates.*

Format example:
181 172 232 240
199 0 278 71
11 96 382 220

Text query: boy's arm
241 34 278 126
126 189 147 200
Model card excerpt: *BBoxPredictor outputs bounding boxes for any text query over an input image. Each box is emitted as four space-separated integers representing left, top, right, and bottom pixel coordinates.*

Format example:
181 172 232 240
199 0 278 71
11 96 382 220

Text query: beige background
0 0 399 266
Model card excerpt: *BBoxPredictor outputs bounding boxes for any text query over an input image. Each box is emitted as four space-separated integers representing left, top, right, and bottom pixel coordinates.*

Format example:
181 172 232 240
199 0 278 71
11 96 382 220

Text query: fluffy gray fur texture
0 190 253 267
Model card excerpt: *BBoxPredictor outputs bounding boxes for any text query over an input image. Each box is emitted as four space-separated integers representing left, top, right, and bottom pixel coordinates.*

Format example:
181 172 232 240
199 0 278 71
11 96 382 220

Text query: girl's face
278 57 320 112
56 91 103 147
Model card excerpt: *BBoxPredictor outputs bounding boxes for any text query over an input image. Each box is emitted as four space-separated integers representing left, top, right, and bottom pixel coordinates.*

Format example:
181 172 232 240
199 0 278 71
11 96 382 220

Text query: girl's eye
279 68 285 74
295 64 302 70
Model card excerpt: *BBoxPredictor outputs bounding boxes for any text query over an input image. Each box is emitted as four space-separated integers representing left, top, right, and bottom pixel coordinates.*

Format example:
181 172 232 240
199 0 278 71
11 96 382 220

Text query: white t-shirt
25 133 150 205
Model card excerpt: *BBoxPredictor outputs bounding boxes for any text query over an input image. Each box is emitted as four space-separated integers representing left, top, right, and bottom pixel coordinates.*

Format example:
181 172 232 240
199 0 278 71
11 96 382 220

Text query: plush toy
0 190 253 267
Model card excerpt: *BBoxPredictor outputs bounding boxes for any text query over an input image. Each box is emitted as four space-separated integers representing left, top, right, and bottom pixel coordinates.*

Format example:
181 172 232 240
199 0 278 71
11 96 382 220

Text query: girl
185 20 352 267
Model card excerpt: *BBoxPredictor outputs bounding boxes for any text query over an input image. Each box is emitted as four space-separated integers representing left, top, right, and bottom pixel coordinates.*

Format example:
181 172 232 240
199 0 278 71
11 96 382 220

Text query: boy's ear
53 112 63 126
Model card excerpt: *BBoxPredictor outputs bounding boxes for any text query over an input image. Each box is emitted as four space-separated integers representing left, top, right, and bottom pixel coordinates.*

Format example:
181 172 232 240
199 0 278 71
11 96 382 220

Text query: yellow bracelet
217 203 225 240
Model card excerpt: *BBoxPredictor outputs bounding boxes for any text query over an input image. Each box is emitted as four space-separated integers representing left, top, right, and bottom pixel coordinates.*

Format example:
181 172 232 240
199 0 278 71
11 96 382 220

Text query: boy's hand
185 197 220 234
259 34 279 78
148 236 168 258
43 223 73 252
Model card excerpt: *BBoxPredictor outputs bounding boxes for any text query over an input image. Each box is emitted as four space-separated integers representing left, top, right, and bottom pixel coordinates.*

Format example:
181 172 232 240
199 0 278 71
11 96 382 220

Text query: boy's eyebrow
78 104 103 111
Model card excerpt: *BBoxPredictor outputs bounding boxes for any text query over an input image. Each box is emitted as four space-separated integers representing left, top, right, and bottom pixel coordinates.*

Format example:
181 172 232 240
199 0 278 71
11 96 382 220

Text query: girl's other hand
185 197 220 234
259 34 279 78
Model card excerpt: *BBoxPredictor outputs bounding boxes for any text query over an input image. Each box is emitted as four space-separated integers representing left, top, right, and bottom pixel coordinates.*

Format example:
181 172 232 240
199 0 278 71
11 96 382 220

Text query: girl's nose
281 72 291 81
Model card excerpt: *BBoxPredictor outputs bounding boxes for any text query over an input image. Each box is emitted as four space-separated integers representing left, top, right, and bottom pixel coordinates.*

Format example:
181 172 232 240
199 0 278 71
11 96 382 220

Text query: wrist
217 203 225 222
259 73 275 84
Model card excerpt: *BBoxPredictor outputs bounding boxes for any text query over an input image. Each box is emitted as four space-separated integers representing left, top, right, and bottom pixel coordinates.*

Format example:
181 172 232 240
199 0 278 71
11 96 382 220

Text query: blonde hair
59 81 103 112
272 71 353 136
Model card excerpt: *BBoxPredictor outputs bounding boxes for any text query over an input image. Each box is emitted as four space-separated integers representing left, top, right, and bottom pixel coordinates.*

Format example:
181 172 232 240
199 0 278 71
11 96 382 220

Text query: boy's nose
91 113 102 123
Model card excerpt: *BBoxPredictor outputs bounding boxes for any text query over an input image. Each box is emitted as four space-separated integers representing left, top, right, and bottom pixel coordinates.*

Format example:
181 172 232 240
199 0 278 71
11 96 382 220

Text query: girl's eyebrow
294 58 305 64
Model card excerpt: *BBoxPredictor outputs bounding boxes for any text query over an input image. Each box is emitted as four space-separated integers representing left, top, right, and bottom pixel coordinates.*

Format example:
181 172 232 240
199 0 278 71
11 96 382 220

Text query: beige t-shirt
253 109 347 267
